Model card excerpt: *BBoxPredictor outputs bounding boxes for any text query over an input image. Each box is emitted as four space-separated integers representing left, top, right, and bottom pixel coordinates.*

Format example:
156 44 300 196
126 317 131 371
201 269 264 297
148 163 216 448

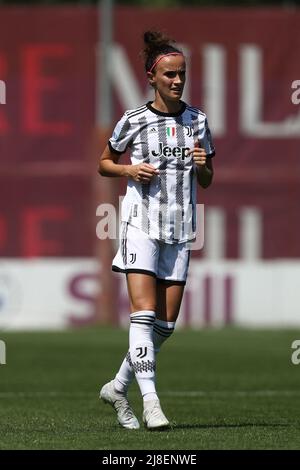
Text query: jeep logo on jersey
151 142 190 160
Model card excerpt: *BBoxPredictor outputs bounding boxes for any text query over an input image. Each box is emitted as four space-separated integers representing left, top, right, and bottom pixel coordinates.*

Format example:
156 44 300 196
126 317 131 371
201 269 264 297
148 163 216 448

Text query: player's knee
130 293 156 313
131 302 156 313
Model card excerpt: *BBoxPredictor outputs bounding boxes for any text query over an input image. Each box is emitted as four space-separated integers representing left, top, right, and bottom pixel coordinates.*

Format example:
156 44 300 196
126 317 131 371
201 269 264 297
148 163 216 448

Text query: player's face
149 55 186 102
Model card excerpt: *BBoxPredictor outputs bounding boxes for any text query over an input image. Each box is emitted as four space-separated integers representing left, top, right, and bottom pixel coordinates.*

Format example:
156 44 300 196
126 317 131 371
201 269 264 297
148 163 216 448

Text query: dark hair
142 30 182 73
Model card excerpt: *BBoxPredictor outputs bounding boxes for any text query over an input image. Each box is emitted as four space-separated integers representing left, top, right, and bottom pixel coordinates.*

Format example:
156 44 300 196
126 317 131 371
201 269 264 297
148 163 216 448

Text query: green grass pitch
0 327 299 450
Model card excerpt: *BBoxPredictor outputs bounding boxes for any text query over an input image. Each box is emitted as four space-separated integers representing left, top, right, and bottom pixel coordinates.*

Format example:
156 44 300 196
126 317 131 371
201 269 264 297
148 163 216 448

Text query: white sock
114 353 133 393
128 310 157 401
114 318 175 394
152 319 176 353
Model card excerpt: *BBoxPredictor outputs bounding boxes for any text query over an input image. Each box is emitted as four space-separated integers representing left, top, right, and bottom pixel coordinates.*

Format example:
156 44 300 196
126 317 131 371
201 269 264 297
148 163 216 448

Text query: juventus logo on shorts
136 347 147 358
129 253 136 264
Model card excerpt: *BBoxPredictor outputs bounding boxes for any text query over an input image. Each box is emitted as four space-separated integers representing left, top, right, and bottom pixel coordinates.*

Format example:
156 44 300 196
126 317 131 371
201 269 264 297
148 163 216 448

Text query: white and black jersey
109 101 215 244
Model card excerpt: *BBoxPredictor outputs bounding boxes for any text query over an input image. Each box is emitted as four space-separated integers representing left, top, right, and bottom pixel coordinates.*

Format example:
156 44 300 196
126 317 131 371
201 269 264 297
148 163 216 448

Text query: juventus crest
129 253 136 264
136 347 148 358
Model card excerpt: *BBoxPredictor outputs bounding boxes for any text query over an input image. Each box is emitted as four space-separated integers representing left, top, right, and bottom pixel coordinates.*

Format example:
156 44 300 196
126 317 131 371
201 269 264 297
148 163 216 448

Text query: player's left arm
187 147 214 188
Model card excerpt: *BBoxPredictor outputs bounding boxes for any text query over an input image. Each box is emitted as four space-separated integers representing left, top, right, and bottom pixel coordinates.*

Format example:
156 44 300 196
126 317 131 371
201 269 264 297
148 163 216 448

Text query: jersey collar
146 101 186 117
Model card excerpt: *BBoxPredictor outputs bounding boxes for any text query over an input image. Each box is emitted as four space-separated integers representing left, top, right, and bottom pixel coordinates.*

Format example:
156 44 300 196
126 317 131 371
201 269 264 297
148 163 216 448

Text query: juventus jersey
109 101 215 244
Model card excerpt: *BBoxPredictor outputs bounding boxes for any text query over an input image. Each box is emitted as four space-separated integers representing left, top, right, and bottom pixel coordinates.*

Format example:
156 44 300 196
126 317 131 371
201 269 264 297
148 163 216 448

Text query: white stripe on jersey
109 101 215 244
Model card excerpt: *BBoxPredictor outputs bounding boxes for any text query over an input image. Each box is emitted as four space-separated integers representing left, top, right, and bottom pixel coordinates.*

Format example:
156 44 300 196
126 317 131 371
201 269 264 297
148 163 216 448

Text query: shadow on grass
171 422 290 430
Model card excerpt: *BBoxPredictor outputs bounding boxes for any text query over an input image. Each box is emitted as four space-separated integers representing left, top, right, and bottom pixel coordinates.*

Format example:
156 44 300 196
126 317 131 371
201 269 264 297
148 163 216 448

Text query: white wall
0 259 299 330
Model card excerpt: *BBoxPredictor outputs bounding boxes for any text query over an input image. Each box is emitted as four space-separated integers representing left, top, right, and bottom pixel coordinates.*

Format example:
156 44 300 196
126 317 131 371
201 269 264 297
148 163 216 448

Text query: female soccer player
98 31 215 430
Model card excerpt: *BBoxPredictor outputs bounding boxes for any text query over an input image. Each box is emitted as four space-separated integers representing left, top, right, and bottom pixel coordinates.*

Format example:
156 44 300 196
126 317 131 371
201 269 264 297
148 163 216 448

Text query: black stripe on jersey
138 115 151 235
204 118 216 156
117 116 131 147
121 225 125 265
124 223 128 266
174 115 185 241
121 223 128 267
157 117 168 240
189 168 196 233
189 110 216 155
191 115 216 157
126 105 147 118
127 108 147 121
190 115 202 231
126 106 148 120
191 114 201 147
187 248 191 271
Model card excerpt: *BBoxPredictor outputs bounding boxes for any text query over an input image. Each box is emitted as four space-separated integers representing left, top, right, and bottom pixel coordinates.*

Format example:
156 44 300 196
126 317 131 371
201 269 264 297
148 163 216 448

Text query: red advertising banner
0 7 299 258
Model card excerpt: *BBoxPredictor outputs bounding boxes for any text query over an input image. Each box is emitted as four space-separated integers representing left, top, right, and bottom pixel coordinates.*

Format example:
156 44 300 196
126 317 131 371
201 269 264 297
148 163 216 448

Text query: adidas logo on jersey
149 127 157 133
151 142 190 160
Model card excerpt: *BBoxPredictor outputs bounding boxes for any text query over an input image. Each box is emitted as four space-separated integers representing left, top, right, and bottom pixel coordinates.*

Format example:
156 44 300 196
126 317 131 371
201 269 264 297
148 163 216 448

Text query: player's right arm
98 145 159 183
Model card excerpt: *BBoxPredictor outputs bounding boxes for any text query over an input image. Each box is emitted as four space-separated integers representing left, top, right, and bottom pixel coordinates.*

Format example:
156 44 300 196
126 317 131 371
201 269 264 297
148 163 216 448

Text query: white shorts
112 223 191 285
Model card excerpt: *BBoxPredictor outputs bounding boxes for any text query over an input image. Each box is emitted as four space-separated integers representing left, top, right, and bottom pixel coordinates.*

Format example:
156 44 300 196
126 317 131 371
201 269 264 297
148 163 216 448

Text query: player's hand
128 163 159 183
187 147 207 168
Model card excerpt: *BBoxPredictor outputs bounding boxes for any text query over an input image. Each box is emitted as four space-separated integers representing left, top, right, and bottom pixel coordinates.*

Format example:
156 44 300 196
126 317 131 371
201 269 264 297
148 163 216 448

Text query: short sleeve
108 113 133 155
202 118 216 158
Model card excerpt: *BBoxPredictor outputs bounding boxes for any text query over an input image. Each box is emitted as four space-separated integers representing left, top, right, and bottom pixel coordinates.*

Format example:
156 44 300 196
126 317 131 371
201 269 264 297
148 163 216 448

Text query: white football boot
143 399 170 430
100 380 140 430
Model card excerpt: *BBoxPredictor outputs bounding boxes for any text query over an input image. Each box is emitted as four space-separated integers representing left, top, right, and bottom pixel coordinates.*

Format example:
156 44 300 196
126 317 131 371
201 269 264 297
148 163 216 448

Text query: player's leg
113 283 184 394
141 242 189 429
140 281 185 429
101 223 169 429
113 273 156 394
155 239 189 341
126 272 157 404
116 243 189 428
101 223 157 430
125 272 169 429
112 223 159 400
153 282 184 352
143 242 190 425
156 281 185 323
112 229 188 379
100 273 156 431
